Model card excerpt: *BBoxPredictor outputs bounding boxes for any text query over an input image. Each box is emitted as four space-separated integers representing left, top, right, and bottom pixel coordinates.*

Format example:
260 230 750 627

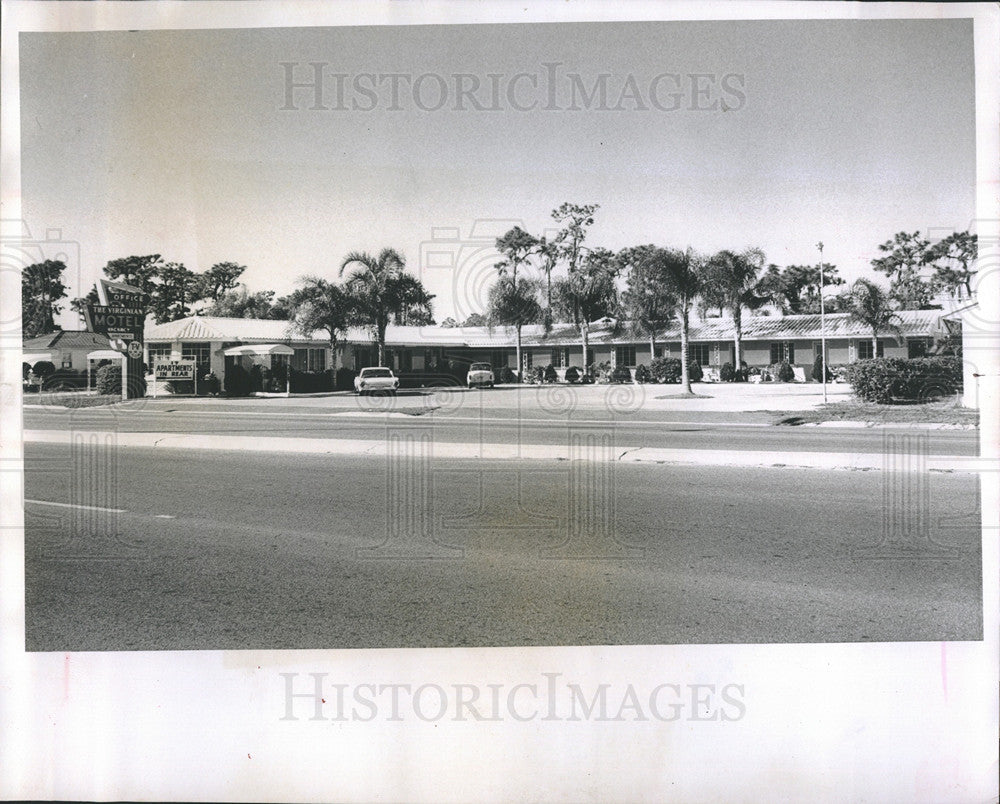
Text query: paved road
24 442 982 650
22 401 980 457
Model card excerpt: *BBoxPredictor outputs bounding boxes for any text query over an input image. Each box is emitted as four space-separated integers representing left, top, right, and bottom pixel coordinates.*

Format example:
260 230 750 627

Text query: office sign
154 361 196 381
99 278 149 308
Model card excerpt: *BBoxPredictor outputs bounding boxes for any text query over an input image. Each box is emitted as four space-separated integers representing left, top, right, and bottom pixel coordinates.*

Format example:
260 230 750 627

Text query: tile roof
22 330 112 350
144 310 942 348
145 316 317 342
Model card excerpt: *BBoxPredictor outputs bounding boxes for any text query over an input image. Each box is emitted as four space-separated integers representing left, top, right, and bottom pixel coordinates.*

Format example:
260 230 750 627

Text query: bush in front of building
650 356 681 383
776 361 795 382
201 372 220 395
544 364 558 383
688 361 703 382
32 360 56 380
811 353 834 382
42 368 89 391
846 356 962 404
22 362 31 382
634 364 652 383
499 366 517 384
225 363 252 396
589 361 613 383
610 365 632 383
564 366 582 383
95 363 146 398
720 362 735 382
528 365 545 384
335 367 357 391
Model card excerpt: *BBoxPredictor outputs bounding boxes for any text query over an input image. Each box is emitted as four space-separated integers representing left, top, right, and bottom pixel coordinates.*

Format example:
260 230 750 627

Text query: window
354 346 375 370
857 340 884 360
60 352 72 369
654 346 663 358
689 343 711 366
524 352 533 369
615 345 637 367
181 342 211 375
293 347 327 372
551 347 570 367
769 342 795 364
907 338 930 359
148 344 172 366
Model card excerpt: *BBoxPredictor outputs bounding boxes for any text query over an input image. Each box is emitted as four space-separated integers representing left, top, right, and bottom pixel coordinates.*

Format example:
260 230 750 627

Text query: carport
221 343 295 395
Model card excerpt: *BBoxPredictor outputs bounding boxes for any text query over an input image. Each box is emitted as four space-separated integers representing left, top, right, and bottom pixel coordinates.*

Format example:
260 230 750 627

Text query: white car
467 362 495 389
354 366 399 395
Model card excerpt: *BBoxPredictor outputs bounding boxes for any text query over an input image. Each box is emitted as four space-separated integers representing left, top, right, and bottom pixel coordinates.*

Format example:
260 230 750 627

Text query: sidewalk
23 429 989 473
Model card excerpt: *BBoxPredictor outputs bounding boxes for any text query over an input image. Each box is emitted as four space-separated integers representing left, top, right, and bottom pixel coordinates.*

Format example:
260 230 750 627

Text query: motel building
143 308 951 391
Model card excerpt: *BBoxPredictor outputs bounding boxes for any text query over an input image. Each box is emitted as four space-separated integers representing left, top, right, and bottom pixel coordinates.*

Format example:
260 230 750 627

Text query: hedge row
846 357 962 404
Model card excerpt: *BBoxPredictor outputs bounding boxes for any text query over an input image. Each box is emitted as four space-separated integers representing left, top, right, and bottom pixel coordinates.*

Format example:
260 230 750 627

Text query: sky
18 19 976 329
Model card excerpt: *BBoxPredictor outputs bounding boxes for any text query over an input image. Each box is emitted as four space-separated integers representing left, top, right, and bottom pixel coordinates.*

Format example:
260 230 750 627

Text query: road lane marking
25 498 127 514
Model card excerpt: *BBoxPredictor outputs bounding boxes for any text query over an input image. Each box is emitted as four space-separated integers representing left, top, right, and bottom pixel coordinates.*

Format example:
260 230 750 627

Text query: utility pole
817 241 827 404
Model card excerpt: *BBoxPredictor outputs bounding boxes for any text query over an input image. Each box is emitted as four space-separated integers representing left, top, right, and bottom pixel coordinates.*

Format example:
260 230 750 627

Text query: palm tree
339 248 408 365
657 247 704 394
534 235 560 331
552 247 619 372
487 270 542 379
703 247 770 374
284 277 354 370
847 278 903 356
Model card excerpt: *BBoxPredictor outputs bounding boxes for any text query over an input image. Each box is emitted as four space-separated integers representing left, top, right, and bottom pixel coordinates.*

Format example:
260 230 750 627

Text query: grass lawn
23 393 125 408
775 395 978 426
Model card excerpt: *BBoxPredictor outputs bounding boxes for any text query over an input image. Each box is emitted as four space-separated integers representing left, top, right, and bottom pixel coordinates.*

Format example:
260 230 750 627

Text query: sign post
154 360 197 397
84 280 148 399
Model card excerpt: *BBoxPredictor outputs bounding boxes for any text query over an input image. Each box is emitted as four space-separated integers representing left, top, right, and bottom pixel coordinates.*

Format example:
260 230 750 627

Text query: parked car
353 366 399 395
466 362 495 389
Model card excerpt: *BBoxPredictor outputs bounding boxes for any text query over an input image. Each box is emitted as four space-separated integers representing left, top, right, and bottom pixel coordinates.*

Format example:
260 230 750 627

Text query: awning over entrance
222 344 295 356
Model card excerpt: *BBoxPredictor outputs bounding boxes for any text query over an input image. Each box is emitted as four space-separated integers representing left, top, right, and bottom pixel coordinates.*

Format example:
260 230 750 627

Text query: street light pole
817 241 827 404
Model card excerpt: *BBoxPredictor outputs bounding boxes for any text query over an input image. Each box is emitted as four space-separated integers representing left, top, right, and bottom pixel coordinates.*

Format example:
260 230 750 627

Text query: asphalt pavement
24 442 983 651
21 399 980 457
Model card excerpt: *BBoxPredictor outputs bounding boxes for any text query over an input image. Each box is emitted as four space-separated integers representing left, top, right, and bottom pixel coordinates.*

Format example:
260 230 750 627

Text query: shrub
42 368 88 391
96 364 120 395
846 357 962 404
811 353 833 382
544 364 558 383
590 361 613 383
611 365 632 383
95 363 145 398
22 362 31 382
634 364 652 383
528 365 545 384
720 362 735 382
225 363 252 396
688 361 703 382
32 360 56 379
335 366 357 391
201 372 220 395
650 356 682 383
777 361 795 382
499 366 517 384
564 366 582 384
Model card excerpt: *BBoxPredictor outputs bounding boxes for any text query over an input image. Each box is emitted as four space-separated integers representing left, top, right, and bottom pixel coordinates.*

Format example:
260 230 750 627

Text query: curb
23 429 989 474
